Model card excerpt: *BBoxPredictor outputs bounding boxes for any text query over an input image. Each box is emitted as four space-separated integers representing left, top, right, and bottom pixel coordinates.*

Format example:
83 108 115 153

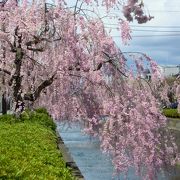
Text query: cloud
118 35 180 65
65 0 180 65
117 0 180 65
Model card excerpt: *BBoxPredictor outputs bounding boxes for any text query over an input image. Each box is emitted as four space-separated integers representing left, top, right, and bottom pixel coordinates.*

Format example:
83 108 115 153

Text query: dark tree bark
24 74 56 102
2 93 7 114
9 28 25 113
12 47 24 112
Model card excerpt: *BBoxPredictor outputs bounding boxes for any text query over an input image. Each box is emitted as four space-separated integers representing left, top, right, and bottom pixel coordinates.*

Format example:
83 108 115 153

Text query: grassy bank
0 109 75 179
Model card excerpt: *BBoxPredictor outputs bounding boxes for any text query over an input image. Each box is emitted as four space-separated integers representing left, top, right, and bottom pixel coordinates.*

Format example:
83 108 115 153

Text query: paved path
56 122 180 180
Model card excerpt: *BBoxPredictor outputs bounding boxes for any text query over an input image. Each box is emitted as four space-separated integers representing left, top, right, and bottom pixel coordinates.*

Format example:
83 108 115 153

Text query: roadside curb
56 130 85 180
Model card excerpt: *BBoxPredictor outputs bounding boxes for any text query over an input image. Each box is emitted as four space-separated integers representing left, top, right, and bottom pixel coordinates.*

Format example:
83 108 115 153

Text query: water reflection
57 122 180 180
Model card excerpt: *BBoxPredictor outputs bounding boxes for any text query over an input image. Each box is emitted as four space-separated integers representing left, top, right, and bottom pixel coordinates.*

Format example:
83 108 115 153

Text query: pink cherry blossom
0 0 179 179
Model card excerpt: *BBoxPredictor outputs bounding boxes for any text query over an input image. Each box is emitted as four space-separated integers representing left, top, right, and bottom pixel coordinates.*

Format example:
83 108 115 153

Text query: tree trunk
10 30 25 113
2 93 7 114
13 47 24 113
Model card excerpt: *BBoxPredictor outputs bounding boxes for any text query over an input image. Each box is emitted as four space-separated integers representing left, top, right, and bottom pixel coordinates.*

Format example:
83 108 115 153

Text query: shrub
20 110 56 131
0 109 75 179
0 109 56 131
163 108 180 118
35 107 49 115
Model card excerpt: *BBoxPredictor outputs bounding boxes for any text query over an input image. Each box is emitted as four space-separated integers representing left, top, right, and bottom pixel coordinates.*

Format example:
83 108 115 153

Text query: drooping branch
68 72 114 97
24 73 56 101
27 46 44 52
25 36 61 52
25 36 51 46
26 36 61 46
0 32 16 52
101 51 128 77
25 54 46 68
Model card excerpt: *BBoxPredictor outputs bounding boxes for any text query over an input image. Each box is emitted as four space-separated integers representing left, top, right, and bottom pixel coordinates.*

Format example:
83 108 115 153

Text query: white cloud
120 0 180 65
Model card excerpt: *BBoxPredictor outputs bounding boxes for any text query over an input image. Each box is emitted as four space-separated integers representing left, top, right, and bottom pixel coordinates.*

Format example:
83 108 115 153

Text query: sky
106 0 180 66
65 0 180 66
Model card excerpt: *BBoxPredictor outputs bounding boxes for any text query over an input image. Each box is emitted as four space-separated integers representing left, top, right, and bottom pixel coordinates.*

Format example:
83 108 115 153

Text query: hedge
162 108 180 118
0 108 75 179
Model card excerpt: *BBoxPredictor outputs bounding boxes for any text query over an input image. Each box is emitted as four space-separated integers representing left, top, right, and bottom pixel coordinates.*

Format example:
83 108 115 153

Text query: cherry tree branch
0 33 16 52
25 54 46 68
27 46 44 52
68 72 114 97
26 36 61 46
74 0 79 17
24 73 56 101
0 67 11 75
101 51 128 78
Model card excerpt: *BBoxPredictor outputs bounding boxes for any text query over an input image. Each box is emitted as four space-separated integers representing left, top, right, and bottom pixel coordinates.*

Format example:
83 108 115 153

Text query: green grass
162 108 180 119
0 108 75 180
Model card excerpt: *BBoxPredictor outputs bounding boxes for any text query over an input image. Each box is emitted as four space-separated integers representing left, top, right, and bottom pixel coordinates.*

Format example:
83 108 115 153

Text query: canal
57 122 180 180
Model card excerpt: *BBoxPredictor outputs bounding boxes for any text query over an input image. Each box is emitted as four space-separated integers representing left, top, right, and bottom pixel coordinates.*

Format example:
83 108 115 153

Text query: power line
130 25 180 29
105 26 180 33
112 34 180 38
94 6 180 13
104 23 180 28
143 10 180 13
132 29 180 33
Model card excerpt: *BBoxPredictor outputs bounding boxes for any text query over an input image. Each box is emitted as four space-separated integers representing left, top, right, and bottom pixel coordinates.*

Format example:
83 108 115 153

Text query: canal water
56 122 180 180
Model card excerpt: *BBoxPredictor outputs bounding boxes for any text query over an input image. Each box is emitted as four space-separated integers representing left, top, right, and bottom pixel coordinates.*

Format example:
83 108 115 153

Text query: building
143 65 180 80
158 65 180 77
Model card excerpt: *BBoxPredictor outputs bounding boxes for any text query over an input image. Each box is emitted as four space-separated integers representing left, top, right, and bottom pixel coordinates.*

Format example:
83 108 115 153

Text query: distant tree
160 76 180 106
0 0 179 179
176 84 180 112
